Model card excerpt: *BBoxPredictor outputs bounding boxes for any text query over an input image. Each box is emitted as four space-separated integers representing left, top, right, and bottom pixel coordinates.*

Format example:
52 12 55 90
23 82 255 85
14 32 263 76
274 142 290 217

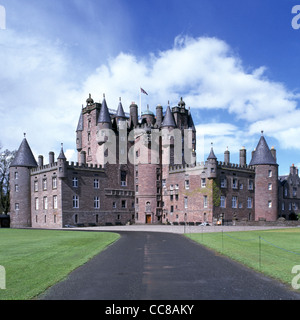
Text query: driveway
40 231 300 300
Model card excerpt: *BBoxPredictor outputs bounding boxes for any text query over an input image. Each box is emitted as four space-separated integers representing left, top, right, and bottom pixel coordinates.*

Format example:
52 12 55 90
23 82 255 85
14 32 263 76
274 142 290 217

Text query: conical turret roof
116 98 126 119
98 95 111 124
161 106 176 128
207 146 217 160
249 133 277 166
76 111 83 132
10 136 38 168
187 108 195 130
57 144 66 160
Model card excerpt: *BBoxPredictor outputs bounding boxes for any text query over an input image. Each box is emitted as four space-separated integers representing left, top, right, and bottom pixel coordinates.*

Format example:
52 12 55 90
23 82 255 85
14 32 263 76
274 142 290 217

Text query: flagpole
139 87 142 120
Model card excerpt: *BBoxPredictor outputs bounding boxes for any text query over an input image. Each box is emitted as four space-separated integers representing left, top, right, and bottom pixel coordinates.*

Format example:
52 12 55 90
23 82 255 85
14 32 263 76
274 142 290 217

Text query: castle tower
161 105 177 165
77 94 101 165
57 144 67 179
207 144 217 179
249 132 278 221
9 135 38 228
76 107 83 152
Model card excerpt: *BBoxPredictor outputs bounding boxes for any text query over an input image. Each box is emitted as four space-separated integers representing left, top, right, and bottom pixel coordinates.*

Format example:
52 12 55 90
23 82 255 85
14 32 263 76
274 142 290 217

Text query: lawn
0 229 120 300
186 228 300 288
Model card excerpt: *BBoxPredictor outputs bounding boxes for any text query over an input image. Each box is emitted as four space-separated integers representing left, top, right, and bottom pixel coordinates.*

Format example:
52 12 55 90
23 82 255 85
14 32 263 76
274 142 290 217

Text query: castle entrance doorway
146 214 152 224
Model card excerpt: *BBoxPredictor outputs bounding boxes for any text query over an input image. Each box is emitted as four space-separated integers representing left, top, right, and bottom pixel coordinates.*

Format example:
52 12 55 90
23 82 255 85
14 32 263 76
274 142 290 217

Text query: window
73 195 79 208
268 201 272 208
268 170 272 177
113 202 117 209
34 181 38 192
293 203 298 210
268 183 272 191
170 184 174 190
220 196 226 208
293 187 297 197
170 195 173 201
232 179 238 189
239 183 243 190
72 177 78 188
14 172 18 180
35 198 39 210
170 205 174 213
121 171 127 187
289 203 292 211
184 197 188 209
248 180 254 190
52 177 57 189
204 195 208 208
247 197 253 209
15 185 19 192
201 178 206 188
175 194 179 201
232 196 237 208
43 179 47 191
282 202 285 211
53 196 58 209
136 185 139 192
43 196 48 210
185 180 190 190
175 184 179 189
162 179 166 188
94 197 100 209
220 178 227 188
121 200 126 208
94 179 99 189
284 188 288 197
15 203 19 210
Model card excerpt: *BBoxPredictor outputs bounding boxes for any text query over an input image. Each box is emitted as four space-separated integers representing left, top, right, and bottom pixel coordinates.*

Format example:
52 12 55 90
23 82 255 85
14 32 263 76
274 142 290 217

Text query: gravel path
63 224 298 234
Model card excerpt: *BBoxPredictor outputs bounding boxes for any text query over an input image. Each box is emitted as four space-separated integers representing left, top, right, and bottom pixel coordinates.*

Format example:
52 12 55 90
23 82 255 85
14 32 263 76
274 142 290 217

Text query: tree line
0 143 16 214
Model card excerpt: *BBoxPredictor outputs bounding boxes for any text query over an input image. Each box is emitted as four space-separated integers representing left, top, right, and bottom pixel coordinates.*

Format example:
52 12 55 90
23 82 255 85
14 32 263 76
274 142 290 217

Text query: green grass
186 228 300 287
0 229 120 300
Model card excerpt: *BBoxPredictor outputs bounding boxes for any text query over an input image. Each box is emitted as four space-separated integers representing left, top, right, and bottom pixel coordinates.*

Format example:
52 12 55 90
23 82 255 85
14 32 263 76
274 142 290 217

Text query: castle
9 94 300 229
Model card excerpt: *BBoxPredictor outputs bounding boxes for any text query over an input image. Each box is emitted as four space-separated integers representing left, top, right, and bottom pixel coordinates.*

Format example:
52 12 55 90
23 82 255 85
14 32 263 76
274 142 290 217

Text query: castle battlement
217 161 255 172
30 160 105 175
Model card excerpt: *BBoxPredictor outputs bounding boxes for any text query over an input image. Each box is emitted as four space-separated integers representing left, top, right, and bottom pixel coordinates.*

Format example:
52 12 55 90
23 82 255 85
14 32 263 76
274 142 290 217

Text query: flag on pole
140 87 148 95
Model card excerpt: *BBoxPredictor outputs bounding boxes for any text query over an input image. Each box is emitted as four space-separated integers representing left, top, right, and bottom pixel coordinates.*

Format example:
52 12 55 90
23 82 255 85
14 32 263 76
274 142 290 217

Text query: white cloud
1 31 300 167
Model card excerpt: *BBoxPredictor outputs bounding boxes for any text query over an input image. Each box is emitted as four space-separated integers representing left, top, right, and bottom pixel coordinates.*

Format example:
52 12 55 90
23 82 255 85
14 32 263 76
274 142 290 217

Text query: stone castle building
9 94 300 229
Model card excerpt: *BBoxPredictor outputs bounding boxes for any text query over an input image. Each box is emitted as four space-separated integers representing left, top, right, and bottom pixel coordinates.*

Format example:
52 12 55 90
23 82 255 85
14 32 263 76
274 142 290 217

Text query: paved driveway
40 231 300 300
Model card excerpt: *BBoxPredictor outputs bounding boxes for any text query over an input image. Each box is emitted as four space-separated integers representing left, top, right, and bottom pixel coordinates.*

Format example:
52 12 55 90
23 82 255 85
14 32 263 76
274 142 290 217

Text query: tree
0 147 17 214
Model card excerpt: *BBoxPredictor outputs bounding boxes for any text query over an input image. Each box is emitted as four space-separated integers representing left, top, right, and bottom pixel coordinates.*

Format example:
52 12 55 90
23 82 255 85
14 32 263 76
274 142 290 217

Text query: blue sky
1 0 300 175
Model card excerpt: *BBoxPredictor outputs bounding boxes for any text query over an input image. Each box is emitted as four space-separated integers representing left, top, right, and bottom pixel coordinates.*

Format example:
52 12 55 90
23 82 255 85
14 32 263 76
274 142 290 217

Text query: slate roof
161 106 176 128
187 109 195 130
249 135 277 166
207 147 217 160
98 96 111 123
116 99 126 119
76 111 83 131
10 138 38 168
57 144 66 160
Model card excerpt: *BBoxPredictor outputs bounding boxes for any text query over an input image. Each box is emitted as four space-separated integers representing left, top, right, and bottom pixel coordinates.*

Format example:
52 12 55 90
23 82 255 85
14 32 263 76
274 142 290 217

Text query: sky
1 0 300 175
